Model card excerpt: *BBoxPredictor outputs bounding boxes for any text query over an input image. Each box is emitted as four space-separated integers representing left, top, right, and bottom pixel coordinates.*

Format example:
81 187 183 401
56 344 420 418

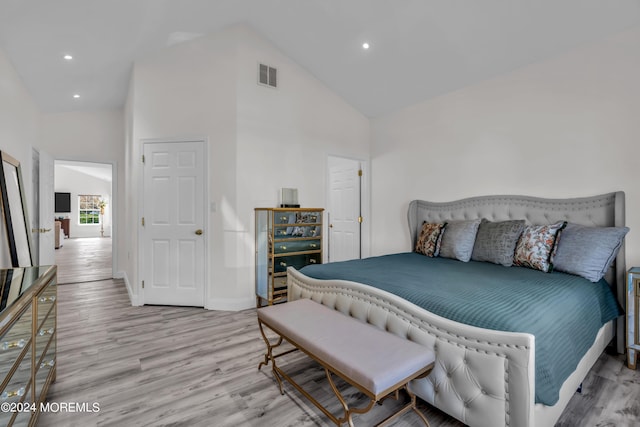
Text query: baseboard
115 271 142 306
206 296 254 311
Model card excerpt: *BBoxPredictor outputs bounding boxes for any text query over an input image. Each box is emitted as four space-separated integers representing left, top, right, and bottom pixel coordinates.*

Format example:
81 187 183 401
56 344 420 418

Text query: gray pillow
471 219 525 267
439 219 481 262
553 223 629 282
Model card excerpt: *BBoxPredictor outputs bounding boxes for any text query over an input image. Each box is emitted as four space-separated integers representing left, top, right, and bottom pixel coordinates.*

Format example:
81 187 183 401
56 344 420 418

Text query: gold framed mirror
0 152 34 267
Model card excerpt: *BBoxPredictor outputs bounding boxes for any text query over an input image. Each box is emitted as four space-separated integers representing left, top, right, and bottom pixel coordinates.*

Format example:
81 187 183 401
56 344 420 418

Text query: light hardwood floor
54 237 112 284
38 280 640 427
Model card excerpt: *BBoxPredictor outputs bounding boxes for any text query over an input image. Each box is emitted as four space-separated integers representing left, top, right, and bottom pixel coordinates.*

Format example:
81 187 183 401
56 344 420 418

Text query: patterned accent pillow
415 222 447 257
471 219 525 266
513 221 566 272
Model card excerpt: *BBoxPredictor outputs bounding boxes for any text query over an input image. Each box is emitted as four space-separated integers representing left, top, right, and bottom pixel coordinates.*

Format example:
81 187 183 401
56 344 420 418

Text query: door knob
31 228 52 233
195 229 203 235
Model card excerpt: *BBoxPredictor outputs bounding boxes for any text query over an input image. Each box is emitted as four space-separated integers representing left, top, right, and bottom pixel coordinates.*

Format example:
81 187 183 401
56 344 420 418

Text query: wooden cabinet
57 218 70 238
255 208 323 306
627 268 640 369
0 266 57 427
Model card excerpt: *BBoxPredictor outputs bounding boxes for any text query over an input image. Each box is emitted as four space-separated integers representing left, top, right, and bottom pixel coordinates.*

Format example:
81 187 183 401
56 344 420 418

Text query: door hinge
142 154 145 164
141 217 145 226
358 216 363 223
358 169 363 177
142 280 144 289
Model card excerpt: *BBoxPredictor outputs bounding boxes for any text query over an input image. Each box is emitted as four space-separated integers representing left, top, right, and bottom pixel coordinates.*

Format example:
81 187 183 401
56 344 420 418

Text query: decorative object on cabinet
0 152 34 267
627 267 640 369
279 188 299 208
255 208 323 307
0 265 57 427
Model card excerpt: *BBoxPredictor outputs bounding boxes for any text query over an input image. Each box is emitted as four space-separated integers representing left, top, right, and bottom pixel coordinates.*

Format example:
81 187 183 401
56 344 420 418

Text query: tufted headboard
407 192 626 352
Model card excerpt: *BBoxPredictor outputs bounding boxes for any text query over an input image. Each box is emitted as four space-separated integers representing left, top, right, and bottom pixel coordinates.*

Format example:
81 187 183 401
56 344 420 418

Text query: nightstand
627 268 640 369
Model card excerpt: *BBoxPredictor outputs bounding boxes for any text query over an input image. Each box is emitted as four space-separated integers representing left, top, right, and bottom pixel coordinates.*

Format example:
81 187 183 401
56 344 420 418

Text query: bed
287 193 626 427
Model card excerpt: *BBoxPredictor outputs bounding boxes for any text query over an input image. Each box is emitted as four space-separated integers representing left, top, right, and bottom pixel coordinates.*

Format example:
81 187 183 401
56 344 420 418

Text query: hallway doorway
54 160 114 284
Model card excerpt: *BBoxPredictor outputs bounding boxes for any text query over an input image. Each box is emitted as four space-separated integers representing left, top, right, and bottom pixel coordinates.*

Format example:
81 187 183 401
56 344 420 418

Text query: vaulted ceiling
0 0 639 117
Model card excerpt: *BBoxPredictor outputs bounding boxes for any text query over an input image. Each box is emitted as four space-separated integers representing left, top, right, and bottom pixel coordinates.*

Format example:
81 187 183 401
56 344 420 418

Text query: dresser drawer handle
309 259 317 264
310 243 317 248
38 327 55 337
1 339 26 351
280 245 287 250
280 216 288 221
1 387 25 400
39 296 56 303
280 262 287 267
40 359 55 369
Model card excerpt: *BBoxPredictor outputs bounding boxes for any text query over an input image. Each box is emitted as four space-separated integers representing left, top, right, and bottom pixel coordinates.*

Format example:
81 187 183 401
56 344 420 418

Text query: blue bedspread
300 253 622 405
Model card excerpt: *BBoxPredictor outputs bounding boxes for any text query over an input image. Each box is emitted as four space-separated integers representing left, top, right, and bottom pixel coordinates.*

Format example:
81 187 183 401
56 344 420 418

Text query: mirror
0 152 34 267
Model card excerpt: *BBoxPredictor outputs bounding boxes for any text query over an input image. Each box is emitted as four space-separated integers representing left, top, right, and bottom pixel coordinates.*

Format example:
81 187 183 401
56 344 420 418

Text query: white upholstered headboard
407 192 626 351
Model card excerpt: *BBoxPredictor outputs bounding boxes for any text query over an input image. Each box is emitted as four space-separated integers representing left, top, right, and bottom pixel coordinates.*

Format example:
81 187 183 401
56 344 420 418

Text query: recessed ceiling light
63 54 73 60
362 42 370 50
73 94 80 99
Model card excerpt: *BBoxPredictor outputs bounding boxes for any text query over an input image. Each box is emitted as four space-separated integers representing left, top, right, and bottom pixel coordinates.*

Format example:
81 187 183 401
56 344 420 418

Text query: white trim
111 160 119 279
116 270 142 306
206 296 254 311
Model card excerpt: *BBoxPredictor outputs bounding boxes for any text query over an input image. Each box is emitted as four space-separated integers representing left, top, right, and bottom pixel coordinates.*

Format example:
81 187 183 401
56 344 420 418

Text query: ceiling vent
258 63 277 88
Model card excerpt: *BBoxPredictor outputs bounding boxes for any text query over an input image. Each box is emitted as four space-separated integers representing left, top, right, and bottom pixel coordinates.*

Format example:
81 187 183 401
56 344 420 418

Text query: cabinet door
33 278 56 403
0 317 32 427
273 239 321 254
274 253 321 273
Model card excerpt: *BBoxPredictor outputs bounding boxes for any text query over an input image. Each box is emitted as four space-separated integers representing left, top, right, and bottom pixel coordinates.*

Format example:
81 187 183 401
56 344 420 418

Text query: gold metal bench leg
326 368 376 427
407 387 431 427
257 320 284 370
257 320 286 394
374 386 430 427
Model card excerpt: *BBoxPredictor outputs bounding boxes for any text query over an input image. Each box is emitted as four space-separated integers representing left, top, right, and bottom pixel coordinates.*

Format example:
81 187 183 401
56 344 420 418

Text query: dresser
255 208 323 306
0 265 57 427
628 268 640 369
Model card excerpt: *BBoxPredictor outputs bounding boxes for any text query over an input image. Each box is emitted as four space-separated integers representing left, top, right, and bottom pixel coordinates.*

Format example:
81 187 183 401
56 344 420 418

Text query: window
79 195 101 225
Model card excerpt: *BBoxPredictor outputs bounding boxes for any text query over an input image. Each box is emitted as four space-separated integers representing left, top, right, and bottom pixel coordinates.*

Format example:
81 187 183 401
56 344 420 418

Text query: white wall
235 28 370 301
127 26 239 306
370 27 640 267
127 25 370 309
0 47 40 268
54 166 112 238
39 110 124 270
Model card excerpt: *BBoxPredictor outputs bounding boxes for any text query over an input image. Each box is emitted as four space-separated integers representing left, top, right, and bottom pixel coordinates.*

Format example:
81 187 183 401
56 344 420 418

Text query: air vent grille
258 63 277 88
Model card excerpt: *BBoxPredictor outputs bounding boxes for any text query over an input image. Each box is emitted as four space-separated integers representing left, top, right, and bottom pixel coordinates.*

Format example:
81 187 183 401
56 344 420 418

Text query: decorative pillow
438 219 481 262
415 222 447 257
552 223 629 282
471 219 525 267
513 221 566 272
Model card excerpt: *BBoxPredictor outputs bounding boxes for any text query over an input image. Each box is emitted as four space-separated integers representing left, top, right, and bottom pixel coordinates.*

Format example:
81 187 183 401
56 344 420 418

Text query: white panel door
38 151 55 265
328 156 361 262
142 141 205 306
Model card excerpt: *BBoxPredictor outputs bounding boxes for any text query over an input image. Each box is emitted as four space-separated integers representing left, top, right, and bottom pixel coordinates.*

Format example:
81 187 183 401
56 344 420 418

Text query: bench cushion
258 299 435 396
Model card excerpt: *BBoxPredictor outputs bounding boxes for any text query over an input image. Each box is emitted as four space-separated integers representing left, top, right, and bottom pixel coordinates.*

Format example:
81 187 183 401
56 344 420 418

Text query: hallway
54 237 112 284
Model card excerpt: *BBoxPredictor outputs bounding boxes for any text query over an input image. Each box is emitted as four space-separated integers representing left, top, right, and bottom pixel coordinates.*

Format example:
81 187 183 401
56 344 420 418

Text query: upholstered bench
257 298 435 426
